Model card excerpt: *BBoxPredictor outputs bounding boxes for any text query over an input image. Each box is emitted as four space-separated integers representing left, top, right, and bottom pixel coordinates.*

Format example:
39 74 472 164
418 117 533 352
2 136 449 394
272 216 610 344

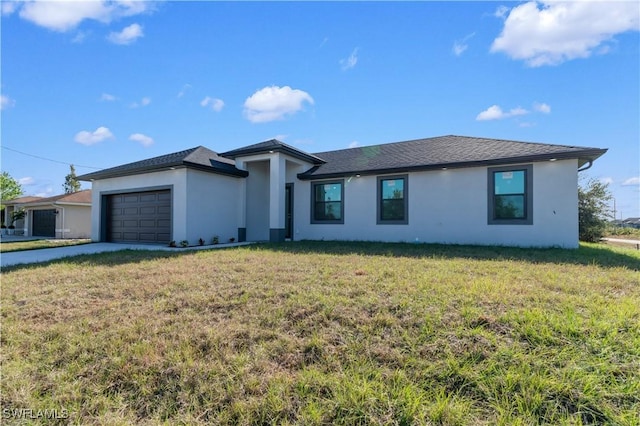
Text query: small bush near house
579 177 612 242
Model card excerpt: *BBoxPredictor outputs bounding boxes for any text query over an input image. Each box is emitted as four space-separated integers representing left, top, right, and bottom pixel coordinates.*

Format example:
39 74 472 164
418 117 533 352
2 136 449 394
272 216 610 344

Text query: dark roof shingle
298 135 607 179
78 146 248 180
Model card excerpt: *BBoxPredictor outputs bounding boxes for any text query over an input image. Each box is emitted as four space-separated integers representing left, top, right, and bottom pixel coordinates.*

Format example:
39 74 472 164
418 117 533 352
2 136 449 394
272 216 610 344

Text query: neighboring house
78 135 607 248
1 196 43 230
2 190 92 238
622 218 640 229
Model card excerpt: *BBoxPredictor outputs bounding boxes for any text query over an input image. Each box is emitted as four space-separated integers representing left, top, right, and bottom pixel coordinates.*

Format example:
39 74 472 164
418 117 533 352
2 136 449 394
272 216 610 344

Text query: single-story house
621 217 640 229
1 196 42 230
78 135 607 248
2 190 92 238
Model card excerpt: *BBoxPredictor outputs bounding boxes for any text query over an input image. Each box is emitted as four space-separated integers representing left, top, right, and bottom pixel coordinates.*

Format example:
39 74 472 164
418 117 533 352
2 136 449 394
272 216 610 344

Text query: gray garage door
32 209 56 237
107 190 171 243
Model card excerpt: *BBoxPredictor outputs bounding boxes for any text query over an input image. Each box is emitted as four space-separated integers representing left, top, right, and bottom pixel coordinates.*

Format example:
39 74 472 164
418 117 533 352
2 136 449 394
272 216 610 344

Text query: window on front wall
377 175 408 224
311 180 344 223
488 165 533 225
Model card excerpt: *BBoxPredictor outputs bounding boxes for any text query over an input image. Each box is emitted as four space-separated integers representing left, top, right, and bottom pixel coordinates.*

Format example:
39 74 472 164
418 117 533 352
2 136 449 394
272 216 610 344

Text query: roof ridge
312 135 598 156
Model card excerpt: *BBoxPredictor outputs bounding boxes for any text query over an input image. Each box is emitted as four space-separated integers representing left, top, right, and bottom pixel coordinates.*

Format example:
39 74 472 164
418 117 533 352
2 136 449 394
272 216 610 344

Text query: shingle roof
2 195 44 205
298 135 607 179
30 189 92 205
77 135 608 183
78 146 248 181
3 191 92 206
221 139 325 164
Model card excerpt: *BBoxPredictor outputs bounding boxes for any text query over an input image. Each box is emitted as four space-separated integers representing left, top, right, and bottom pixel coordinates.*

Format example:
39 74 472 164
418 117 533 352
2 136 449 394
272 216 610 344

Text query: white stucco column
269 155 286 241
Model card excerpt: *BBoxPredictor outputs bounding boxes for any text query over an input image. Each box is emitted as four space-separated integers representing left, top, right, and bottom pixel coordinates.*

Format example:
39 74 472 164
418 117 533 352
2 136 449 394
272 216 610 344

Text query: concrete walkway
1 241 253 268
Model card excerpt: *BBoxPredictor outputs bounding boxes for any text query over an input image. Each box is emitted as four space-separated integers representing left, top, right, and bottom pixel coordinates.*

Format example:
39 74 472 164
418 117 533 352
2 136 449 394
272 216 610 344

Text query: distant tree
0 172 23 226
63 164 81 194
1 171 23 202
578 177 612 242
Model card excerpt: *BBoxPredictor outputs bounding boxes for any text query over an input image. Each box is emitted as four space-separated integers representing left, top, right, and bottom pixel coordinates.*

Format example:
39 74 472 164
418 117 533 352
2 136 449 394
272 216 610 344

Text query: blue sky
1 1 639 218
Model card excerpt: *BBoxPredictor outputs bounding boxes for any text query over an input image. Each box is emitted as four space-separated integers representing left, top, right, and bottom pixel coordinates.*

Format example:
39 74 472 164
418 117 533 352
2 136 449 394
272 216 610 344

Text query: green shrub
578 178 612 242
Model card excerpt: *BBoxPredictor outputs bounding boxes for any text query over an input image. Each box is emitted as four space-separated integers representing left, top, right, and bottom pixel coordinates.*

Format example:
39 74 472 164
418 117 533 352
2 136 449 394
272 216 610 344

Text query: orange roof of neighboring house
3 190 91 206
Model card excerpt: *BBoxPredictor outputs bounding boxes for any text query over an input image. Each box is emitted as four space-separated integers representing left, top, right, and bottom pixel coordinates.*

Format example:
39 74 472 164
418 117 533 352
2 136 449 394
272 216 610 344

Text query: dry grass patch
1 242 639 424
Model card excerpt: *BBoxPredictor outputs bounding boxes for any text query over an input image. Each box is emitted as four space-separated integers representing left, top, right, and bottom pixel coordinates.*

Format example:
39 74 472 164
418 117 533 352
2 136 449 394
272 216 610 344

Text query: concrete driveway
1 241 252 268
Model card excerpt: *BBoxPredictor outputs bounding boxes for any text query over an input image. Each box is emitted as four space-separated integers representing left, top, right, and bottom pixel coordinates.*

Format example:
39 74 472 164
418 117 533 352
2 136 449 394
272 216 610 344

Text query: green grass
1 241 639 425
0 238 91 253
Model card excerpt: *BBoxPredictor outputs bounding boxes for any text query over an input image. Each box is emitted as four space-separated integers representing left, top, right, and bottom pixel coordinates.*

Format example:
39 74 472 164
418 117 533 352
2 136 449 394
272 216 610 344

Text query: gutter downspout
578 160 593 172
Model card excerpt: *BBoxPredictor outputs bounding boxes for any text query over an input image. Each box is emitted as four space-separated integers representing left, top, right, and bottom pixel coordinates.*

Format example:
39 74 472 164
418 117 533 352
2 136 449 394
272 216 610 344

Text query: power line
1 145 103 170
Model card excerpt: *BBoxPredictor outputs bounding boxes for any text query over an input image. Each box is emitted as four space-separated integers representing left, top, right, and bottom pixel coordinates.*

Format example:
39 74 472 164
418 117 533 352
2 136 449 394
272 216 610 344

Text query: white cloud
18 177 35 186
200 96 225 112
340 48 359 71
1 1 18 15
243 85 314 123
74 126 114 145
177 83 192 98
533 102 551 114
491 1 640 67
477 101 552 121
1 94 15 110
348 141 360 148
71 30 87 43
600 177 614 186
622 177 640 186
15 1 153 32
476 105 528 121
19 1 109 31
452 32 475 57
34 187 55 198
452 42 467 57
129 133 154 147
129 96 151 108
100 93 117 102
494 5 509 19
107 23 143 45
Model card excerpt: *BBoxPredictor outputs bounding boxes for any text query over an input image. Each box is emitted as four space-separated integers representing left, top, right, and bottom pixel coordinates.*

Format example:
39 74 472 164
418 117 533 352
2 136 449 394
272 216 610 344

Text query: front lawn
1 242 638 425
0 238 91 253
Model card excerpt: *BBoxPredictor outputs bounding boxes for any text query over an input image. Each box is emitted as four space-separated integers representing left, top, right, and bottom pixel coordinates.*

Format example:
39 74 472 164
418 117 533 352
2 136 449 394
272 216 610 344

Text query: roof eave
23 201 91 207
79 161 248 181
78 161 185 181
297 150 608 180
